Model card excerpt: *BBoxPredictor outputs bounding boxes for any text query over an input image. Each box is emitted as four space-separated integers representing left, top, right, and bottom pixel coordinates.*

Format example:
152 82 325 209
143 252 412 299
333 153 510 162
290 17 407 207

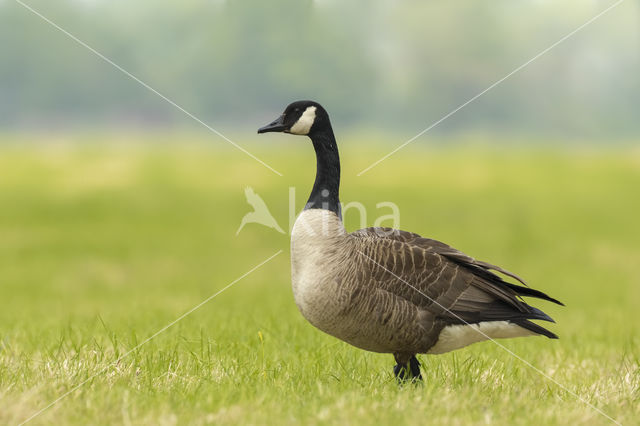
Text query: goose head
257 100 341 218
257 100 329 136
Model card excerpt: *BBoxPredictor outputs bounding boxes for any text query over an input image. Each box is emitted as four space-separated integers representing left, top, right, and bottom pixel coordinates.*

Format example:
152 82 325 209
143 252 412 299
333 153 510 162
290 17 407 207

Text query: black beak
257 114 286 134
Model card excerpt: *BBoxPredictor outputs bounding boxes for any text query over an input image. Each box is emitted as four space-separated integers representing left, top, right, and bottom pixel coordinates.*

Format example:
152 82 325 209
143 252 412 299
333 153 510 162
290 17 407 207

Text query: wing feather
350 227 562 333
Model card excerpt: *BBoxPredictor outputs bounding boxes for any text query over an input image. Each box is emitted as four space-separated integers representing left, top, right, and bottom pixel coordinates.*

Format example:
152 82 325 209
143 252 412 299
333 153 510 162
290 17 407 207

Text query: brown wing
349 227 562 338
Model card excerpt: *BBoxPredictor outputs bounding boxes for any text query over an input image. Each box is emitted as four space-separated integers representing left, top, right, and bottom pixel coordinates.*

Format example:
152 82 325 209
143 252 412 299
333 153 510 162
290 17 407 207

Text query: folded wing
350 227 562 339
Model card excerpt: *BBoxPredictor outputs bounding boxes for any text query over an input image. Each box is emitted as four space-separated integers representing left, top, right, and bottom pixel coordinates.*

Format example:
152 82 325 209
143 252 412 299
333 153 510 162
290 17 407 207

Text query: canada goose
258 100 563 381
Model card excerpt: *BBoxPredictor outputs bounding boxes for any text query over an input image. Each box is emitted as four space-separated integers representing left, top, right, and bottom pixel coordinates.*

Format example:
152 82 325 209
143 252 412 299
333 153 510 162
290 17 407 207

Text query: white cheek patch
289 106 317 135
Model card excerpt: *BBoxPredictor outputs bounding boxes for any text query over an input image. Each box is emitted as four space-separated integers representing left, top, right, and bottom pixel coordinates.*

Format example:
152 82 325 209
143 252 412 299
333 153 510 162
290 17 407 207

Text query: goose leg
393 353 422 383
409 356 422 380
393 362 409 381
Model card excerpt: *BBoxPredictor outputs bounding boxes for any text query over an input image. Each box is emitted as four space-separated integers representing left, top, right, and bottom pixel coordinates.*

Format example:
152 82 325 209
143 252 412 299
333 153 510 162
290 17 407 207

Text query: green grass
0 139 638 425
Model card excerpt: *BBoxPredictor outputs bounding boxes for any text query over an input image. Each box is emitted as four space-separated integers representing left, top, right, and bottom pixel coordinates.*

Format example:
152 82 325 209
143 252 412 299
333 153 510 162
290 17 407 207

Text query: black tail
514 319 559 339
504 282 564 306
449 300 557 324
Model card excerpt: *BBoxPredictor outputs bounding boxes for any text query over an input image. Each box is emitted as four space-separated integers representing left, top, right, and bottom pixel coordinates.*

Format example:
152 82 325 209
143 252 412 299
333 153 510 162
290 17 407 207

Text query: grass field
0 138 638 425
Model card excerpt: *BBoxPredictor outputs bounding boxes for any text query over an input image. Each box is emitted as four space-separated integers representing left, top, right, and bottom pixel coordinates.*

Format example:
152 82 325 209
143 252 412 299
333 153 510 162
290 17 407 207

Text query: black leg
409 356 422 381
393 353 422 383
393 362 409 382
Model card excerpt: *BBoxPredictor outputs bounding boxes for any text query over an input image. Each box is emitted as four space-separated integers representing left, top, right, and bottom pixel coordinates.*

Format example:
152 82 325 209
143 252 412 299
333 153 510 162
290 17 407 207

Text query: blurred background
1 1 639 424
1 0 638 140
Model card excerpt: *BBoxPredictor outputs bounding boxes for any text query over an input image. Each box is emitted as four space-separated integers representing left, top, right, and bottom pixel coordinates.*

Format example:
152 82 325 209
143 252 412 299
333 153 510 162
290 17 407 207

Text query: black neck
304 126 341 218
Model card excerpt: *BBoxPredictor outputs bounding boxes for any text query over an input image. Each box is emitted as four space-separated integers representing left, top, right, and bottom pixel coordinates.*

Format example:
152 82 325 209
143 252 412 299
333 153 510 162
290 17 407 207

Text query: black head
257 100 329 136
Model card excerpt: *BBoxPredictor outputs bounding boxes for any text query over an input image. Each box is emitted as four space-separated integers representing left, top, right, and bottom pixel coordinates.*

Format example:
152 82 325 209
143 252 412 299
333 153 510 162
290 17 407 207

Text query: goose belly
290 209 359 339
291 263 345 333
290 210 409 353
291 270 414 353
291 262 388 352
291 211 343 329
290 242 402 352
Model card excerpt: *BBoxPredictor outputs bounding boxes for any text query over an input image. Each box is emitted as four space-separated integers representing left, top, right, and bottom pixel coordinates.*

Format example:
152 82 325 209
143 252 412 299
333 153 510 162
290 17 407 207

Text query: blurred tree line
0 0 638 139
